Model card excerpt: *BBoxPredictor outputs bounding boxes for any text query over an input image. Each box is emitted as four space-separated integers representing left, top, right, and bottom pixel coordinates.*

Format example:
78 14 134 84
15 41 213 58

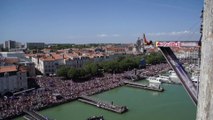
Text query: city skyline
0 0 203 44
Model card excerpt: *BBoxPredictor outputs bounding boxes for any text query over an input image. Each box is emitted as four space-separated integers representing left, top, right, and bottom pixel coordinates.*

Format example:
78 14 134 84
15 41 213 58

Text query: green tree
56 52 166 81
145 52 165 64
84 62 99 75
56 66 70 78
67 67 78 79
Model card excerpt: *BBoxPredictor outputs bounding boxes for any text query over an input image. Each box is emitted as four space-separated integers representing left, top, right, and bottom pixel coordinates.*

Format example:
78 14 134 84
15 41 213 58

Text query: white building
0 66 28 94
0 52 36 77
65 57 86 68
32 53 90 75
31 54 65 75
0 51 25 58
30 50 115 76
4 40 16 49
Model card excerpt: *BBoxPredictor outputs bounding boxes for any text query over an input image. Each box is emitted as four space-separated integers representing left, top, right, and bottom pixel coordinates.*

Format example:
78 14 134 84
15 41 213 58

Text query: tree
84 62 99 76
67 67 78 79
56 66 70 78
56 52 165 81
145 52 165 64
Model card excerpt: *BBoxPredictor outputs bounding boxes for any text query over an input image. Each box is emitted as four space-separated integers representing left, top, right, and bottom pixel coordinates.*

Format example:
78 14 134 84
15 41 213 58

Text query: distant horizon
0 40 200 46
0 0 203 43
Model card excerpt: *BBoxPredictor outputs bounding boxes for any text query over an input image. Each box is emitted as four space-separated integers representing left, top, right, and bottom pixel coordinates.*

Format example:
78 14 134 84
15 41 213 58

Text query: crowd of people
0 63 170 119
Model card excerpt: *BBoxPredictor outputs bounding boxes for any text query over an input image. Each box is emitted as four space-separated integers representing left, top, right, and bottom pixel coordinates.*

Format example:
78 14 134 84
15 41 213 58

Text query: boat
96 103 100 107
147 77 163 89
156 75 171 83
169 71 180 83
191 74 199 83
147 77 161 84
87 116 104 120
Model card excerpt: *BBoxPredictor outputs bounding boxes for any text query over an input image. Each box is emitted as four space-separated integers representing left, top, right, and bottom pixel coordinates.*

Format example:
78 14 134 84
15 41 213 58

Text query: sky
0 0 203 44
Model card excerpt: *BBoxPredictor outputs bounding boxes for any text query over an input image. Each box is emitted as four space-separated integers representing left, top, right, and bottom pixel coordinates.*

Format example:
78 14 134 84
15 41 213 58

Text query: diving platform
159 47 198 105
124 81 164 92
78 95 128 114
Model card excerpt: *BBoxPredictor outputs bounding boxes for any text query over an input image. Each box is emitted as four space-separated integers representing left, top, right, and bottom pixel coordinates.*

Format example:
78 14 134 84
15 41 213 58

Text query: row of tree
56 52 166 81
145 52 166 64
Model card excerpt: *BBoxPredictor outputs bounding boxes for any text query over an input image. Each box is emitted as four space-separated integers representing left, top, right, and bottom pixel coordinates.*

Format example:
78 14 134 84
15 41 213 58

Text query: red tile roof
0 66 17 73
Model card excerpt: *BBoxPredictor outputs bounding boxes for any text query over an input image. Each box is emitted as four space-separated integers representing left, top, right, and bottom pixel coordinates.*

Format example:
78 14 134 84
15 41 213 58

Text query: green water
16 81 196 120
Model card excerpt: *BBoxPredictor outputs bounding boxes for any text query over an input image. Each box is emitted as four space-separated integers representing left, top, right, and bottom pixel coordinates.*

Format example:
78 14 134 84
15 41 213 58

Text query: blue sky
0 0 203 44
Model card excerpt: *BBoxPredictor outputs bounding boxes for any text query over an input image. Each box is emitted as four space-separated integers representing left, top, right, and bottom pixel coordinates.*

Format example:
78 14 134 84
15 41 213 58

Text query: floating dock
124 81 164 92
24 110 49 120
78 95 128 114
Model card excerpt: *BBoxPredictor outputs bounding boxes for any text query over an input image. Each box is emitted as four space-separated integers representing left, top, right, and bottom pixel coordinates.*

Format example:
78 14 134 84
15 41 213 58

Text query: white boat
169 71 180 83
191 74 199 83
156 75 171 83
147 77 161 89
147 77 161 84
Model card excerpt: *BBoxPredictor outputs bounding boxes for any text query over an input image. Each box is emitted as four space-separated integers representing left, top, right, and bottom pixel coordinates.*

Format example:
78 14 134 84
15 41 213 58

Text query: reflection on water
151 92 161 96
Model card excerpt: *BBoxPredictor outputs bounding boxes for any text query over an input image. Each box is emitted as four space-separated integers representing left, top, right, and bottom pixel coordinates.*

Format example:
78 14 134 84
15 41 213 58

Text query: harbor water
16 80 196 120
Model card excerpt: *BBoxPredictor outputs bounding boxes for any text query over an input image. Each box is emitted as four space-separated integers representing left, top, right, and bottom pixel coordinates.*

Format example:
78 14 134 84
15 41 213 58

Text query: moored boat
147 77 161 84
87 116 104 120
169 71 180 83
156 75 171 83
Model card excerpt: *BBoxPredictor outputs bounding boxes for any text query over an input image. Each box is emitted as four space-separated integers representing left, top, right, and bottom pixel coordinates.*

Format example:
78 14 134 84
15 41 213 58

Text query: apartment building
26 42 45 49
0 65 28 94
30 51 112 76
0 52 36 77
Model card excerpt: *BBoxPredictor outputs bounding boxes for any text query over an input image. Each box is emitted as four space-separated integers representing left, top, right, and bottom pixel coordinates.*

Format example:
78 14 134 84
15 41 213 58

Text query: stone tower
196 0 213 120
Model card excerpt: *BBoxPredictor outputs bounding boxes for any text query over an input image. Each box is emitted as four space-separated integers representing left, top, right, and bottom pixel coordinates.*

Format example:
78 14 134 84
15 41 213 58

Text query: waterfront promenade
0 63 170 119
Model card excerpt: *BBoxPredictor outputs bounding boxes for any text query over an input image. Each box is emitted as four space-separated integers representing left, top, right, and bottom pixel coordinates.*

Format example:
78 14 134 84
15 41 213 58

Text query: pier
124 81 164 92
24 110 49 120
78 95 128 113
23 115 37 120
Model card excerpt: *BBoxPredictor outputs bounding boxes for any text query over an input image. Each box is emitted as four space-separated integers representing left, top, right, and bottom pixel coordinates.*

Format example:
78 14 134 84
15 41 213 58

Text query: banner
156 41 180 47
180 42 198 47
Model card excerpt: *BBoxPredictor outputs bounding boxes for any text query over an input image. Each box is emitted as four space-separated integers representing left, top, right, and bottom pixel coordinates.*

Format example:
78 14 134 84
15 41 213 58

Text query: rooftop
0 66 17 73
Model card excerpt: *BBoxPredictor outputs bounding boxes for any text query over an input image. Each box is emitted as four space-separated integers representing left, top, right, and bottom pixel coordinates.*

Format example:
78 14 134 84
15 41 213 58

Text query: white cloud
112 34 120 37
97 34 108 38
147 30 198 36
144 30 200 41
97 34 121 38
